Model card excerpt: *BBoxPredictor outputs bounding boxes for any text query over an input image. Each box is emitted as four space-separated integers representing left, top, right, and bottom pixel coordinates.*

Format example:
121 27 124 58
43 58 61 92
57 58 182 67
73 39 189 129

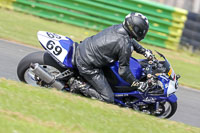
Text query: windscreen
156 51 175 80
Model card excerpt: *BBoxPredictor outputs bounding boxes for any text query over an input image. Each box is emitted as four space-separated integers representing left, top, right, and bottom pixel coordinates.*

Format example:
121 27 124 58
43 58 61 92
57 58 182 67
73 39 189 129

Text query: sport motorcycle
17 31 180 118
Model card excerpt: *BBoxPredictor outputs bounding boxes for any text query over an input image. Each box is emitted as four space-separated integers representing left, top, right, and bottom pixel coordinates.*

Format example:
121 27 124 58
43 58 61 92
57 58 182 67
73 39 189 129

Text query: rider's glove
144 49 153 60
131 80 148 92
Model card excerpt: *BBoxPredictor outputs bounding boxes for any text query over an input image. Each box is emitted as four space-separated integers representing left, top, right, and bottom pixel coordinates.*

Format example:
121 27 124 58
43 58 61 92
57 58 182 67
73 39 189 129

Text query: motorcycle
17 31 180 118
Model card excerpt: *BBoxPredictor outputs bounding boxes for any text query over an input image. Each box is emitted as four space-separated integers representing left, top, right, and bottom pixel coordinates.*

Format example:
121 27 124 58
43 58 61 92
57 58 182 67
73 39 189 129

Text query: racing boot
80 84 104 101
68 77 82 94
68 77 104 101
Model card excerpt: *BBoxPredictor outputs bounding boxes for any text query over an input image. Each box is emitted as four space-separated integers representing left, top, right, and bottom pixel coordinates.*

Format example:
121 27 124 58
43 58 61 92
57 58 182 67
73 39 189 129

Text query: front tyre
155 101 177 119
17 51 65 86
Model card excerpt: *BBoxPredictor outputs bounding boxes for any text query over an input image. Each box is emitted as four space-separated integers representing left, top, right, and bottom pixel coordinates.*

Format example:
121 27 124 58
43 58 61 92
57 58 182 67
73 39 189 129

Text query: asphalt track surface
0 40 200 128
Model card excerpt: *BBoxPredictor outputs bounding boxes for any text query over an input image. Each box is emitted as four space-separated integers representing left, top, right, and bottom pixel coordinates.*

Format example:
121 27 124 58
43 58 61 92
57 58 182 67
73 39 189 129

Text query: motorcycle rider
70 12 153 103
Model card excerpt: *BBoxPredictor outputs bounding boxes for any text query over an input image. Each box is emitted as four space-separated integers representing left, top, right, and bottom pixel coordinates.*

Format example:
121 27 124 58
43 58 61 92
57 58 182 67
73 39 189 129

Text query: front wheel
17 51 65 86
154 101 177 119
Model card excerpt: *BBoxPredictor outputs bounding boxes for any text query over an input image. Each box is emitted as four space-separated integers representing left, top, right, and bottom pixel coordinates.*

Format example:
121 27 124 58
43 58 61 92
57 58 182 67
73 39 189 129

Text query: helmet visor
133 26 147 41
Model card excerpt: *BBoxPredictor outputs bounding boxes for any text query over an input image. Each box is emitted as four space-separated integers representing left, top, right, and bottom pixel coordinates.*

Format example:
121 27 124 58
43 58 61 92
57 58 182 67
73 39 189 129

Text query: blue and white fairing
37 31 74 68
157 52 178 96
109 57 142 86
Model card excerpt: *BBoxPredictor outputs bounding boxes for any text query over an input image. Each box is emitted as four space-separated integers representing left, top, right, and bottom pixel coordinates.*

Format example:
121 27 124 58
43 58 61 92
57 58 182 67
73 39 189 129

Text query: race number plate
37 31 70 63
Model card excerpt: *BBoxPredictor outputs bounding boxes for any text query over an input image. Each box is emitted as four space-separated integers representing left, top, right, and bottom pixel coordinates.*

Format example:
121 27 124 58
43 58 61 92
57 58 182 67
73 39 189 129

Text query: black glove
131 81 148 92
144 49 153 60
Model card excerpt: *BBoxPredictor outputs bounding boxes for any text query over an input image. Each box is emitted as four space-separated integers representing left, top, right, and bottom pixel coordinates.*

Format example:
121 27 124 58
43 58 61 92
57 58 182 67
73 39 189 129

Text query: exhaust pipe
30 63 65 90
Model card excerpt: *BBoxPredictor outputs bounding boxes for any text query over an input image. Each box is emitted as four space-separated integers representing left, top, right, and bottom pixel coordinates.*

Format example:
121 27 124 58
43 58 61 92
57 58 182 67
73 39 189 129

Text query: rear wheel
17 51 65 86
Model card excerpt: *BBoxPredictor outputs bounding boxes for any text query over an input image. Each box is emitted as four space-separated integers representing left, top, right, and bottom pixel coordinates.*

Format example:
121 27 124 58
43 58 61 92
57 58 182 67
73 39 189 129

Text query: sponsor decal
168 68 172 76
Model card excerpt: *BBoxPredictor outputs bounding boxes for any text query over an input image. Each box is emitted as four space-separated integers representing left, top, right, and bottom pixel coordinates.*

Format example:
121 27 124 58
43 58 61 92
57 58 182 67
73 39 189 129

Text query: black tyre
184 20 200 32
17 51 65 84
165 101 177 119
155 101 177 119
187 12 200 22
182 29 200 42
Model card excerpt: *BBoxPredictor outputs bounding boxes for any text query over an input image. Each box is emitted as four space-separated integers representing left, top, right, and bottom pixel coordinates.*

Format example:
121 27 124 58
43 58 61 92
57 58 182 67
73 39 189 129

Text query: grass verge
0 78 200 133
0 8 199 89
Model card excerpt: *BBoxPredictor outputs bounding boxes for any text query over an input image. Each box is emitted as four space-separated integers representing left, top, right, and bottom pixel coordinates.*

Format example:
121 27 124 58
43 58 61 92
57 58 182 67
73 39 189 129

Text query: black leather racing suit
75 24 146 103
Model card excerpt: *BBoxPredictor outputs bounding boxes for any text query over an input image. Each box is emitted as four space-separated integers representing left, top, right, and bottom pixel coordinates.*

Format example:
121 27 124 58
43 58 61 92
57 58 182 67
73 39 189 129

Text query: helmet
123 12 149 41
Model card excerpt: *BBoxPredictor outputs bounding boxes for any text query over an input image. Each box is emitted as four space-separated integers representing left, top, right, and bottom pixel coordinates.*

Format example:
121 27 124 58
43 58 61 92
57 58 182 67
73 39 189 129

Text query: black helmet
123 12 149 41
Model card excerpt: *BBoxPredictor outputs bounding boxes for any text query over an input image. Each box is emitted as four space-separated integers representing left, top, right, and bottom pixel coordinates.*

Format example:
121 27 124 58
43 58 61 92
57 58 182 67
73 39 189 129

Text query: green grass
0 8 200 89
0 78 200 133
0 8 97 47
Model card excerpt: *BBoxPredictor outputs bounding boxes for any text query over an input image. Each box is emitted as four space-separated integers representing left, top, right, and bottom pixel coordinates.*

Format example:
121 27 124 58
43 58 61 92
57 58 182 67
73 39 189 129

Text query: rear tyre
17 51 65 84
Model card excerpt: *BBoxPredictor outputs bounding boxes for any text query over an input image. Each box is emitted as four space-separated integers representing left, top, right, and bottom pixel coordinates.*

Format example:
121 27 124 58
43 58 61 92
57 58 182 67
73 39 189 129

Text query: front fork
146 94 177 114
155 101 160 113
154 94 177 114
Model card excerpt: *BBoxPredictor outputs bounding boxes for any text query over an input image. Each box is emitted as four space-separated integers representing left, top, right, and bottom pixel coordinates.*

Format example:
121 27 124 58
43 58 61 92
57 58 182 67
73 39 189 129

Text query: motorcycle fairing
37 31 74 68
109 57 142 86
166 94 177 103
156 52 178 96
114 90 177 107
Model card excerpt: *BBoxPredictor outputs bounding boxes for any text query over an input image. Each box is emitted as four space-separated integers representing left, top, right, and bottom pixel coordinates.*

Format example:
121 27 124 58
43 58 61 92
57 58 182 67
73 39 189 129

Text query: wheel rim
155 101 172 118
24 65 61 87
